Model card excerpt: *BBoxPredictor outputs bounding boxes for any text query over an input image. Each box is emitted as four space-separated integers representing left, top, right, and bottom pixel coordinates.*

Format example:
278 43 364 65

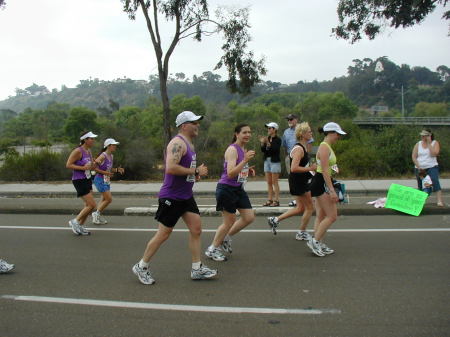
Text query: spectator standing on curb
132 111 217 285
65 131 98 236
412 129 444 206
260 122 282 207
282 114 299 207
92 138 125 225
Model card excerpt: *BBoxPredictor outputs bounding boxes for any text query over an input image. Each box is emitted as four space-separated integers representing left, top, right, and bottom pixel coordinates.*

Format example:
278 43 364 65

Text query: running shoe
68 219 81 235
92 211 104 225
191 264 218 280
306 237 325 257
98 214 108 224
267 216 279 235
320 242 335 255
78 224 91 236
132 263 155 285
288 200 297 207
221 237 233 254
205 247 227 261
0 259 14 273
295 231 311 241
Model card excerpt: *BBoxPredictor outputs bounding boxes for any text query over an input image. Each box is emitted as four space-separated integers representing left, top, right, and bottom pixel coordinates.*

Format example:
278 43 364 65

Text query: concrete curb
1 205 447 216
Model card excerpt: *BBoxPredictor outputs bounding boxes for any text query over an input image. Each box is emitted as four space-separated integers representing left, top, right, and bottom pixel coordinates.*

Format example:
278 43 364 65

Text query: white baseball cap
265 122 279 130
80 131 98 140
104 138 120 147
175 111 204 127
323 122 346 135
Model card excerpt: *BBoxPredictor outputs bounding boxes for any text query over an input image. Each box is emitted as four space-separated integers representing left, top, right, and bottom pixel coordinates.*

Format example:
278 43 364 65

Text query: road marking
1 295 340 315
0 225 449 232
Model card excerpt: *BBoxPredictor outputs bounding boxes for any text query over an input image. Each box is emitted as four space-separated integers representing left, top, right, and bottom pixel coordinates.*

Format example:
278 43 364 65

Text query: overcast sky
0 0 448 100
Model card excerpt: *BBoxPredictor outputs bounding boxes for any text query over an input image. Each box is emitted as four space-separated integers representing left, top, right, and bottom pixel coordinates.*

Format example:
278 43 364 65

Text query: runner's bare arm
165 138 196 176
66 148 85 170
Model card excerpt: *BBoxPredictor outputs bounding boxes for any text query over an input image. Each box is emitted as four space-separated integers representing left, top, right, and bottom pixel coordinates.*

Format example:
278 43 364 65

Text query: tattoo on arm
171 143 182 163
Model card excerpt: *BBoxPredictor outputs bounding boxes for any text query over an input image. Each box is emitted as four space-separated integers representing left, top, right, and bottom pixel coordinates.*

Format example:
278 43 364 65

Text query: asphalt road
1 214 449 337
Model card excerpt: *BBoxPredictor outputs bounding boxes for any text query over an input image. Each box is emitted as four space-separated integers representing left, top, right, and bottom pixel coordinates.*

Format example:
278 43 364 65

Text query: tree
333 0 449 43
63 107 99 144
122 0 266 147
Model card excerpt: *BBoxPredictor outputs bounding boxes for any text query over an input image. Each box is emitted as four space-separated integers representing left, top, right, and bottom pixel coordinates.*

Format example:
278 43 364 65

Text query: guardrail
353 117 450 126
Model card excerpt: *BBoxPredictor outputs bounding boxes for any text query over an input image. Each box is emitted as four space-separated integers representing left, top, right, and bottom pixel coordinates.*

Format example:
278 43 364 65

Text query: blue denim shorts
263 158 281 173
94 175 111 193
415 166 441 193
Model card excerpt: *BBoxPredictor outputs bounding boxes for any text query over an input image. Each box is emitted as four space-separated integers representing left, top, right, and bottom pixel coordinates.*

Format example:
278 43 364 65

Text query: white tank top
416 140 438 169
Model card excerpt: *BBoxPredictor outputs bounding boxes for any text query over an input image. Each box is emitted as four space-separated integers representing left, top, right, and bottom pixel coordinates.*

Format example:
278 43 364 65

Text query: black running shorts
215 183 252 214
155 197 200 228
72 178 93 198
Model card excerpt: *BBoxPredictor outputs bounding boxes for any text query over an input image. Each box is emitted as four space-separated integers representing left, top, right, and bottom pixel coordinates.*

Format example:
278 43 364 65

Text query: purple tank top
96 152 113 179
159 135 197 200
72 147 93 180
218 143 247 187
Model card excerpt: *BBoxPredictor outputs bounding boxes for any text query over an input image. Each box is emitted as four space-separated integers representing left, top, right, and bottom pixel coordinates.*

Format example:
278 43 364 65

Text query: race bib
237 163 249 184
103 175 110 185
186 159 197 182
84 161 92 179
331 164 339 174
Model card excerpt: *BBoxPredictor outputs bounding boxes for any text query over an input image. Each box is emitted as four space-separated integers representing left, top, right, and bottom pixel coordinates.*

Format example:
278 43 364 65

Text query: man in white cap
132 111 217 285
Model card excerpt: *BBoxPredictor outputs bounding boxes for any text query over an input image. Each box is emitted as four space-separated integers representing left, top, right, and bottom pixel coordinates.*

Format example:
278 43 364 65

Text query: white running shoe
221 237 233 254
98 214 108 224
0 259 15 273
320 242 335 255
132 263 155 285
307 237 325 257
92 211 102 225
267 217 279 235
68 219 81 235
295 231 312 241
205 247 227 261
288 200 297 207
78 224 91 236
191 264 218 280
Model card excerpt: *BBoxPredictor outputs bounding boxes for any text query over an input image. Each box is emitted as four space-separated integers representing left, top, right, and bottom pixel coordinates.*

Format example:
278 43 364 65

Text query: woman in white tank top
411 129 444 206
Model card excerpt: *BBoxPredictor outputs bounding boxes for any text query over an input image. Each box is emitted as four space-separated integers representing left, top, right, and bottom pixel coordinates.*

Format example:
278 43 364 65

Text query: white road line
0 225 449 232
1 295 340 315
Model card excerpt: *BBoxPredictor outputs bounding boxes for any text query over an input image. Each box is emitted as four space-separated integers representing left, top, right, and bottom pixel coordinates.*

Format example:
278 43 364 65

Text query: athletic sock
192 261 201 270
139 259 149 269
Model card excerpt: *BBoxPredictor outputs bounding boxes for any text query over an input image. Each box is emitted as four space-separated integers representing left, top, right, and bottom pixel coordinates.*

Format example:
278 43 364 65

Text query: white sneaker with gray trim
132 263 155 285
320 242 335 255
221 237 233 254
69 219 81 235
92 211 102 225
0 259 15 273
295 231 312 241
205 247 227 261
191 264 218 280
307 237 325 257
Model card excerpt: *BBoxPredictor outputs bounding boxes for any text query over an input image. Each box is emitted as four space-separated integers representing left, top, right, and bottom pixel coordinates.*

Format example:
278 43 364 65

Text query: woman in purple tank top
92 138 125 225
65 131 98 236
205 124 256 262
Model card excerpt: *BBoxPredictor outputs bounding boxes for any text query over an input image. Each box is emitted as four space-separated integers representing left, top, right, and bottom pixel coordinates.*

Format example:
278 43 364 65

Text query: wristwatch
195 168 199 176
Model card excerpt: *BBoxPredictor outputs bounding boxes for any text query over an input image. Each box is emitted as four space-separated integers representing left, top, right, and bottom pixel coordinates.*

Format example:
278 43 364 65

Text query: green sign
385 184 428 216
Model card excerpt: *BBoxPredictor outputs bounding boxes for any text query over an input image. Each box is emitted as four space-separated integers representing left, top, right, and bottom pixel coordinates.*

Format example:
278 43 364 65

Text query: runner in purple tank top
205 124 256 262
92 138 125 225
65 131 98 236
132 111 217 285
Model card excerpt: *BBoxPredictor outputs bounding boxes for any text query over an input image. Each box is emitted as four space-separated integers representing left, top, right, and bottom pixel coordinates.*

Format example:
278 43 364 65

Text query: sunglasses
287 118 295 121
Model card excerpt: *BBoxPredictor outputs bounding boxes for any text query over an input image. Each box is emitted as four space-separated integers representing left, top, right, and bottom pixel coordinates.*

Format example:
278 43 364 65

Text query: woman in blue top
92 138 125 225
205 124 256 262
